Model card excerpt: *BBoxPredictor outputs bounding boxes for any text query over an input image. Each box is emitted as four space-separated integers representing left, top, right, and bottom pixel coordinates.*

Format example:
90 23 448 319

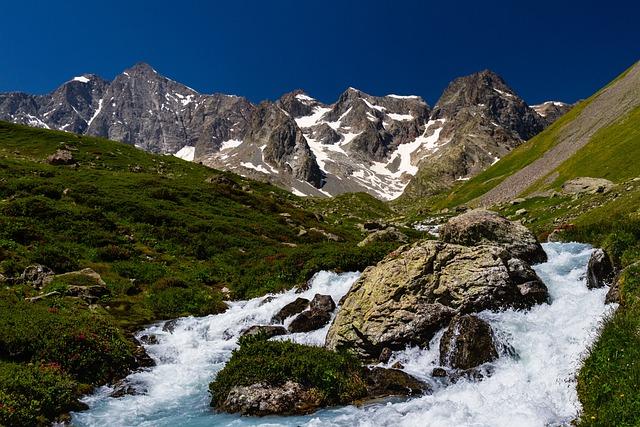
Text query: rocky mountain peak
277 90 324 118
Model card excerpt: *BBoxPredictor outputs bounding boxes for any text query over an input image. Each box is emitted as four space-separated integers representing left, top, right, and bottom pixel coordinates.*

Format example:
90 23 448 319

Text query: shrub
0 362 84 427
146 285 225 319
96 244 131 261
209 339 367 408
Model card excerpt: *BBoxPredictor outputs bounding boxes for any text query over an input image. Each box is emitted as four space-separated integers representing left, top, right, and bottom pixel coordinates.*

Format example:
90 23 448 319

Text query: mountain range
0 63 571 199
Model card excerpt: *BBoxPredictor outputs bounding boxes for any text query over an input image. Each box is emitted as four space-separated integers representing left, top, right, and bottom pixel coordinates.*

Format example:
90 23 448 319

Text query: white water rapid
72 242 615 427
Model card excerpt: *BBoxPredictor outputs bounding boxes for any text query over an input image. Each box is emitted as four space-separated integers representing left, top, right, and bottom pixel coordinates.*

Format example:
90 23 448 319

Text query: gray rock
310 294 336 312
562 177 615 195
241 325 287 339
47 149 76 165
288 310 332 334
357 227 408 247
440 315 498 370
272 297 309 323
19 264 54 288
364 367 430 398
217 381 322 416
440 209 547 264
586 248 615 289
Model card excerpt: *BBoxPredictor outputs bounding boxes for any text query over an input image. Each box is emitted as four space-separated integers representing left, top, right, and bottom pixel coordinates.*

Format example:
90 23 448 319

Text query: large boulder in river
440 209 547 264
440 315 498 370
325 240 548 358
586 248 615 289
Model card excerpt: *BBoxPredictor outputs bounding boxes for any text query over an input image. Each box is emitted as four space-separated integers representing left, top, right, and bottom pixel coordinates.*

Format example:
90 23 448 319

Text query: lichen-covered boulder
440 209 547 264
439 315 498 370
325 240 548 358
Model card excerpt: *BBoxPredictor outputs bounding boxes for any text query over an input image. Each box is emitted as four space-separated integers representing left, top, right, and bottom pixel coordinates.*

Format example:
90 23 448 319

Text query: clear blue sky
1 0 638 106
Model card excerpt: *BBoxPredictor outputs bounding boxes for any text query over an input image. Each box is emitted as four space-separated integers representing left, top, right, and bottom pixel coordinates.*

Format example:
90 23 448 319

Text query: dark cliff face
245 102 324 188
403 70 548 199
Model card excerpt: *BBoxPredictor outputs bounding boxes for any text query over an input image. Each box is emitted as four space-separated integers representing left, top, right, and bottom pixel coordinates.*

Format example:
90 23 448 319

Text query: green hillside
0 121 409 425
416 60 640 212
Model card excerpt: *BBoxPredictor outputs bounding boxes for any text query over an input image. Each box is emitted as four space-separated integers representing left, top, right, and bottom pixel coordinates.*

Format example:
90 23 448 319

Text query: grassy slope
0 121 406 425
412 62 638 213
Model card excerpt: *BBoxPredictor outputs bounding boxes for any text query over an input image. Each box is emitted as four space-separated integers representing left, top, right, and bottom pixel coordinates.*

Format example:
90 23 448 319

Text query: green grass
0 120 406 424
400 61 638 214
577 265 640 426
543 105 640 188
209 335 367 409
0 121 400 322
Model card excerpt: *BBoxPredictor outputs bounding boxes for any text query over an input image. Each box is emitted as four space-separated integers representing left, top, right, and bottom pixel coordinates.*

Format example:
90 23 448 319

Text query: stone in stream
288 294 336 333
218 381 323 416
241 325 287 339
325 240 548 359
440 209 547 264
439 315 498 370
586 248 615 289
363 367 430 399
272 297 309 323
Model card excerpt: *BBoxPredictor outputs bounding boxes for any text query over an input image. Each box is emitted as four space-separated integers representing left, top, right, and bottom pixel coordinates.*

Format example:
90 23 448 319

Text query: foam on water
73 243 614 427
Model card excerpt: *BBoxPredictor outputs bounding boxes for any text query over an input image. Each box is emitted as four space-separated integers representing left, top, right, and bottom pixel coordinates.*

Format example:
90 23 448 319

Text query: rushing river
72 242 615 427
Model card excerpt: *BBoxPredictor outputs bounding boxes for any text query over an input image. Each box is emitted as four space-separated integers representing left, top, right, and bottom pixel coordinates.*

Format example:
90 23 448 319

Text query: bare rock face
404 70 547 198
531 101 572 124
218 381 323 416
244 102 324 188
439 315 498 370
440 209 547 264
586 248 615 289
325 240 548 358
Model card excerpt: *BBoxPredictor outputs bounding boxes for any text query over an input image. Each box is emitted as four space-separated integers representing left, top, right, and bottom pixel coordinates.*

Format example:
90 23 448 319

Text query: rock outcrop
586 248 615 289
47 149 76 165
325 240 548 358
562 177 615 195
440 209 547 264
439 315 498 370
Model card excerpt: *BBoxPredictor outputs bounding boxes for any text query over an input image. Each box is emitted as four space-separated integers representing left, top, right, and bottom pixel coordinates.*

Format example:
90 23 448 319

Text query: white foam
73 244 613 427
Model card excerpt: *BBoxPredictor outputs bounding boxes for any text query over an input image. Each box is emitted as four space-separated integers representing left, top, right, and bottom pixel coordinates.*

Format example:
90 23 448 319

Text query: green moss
209 336 367 408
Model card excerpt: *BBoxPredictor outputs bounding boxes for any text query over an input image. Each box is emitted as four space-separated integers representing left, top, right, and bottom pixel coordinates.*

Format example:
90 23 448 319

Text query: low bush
209 337 367 408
